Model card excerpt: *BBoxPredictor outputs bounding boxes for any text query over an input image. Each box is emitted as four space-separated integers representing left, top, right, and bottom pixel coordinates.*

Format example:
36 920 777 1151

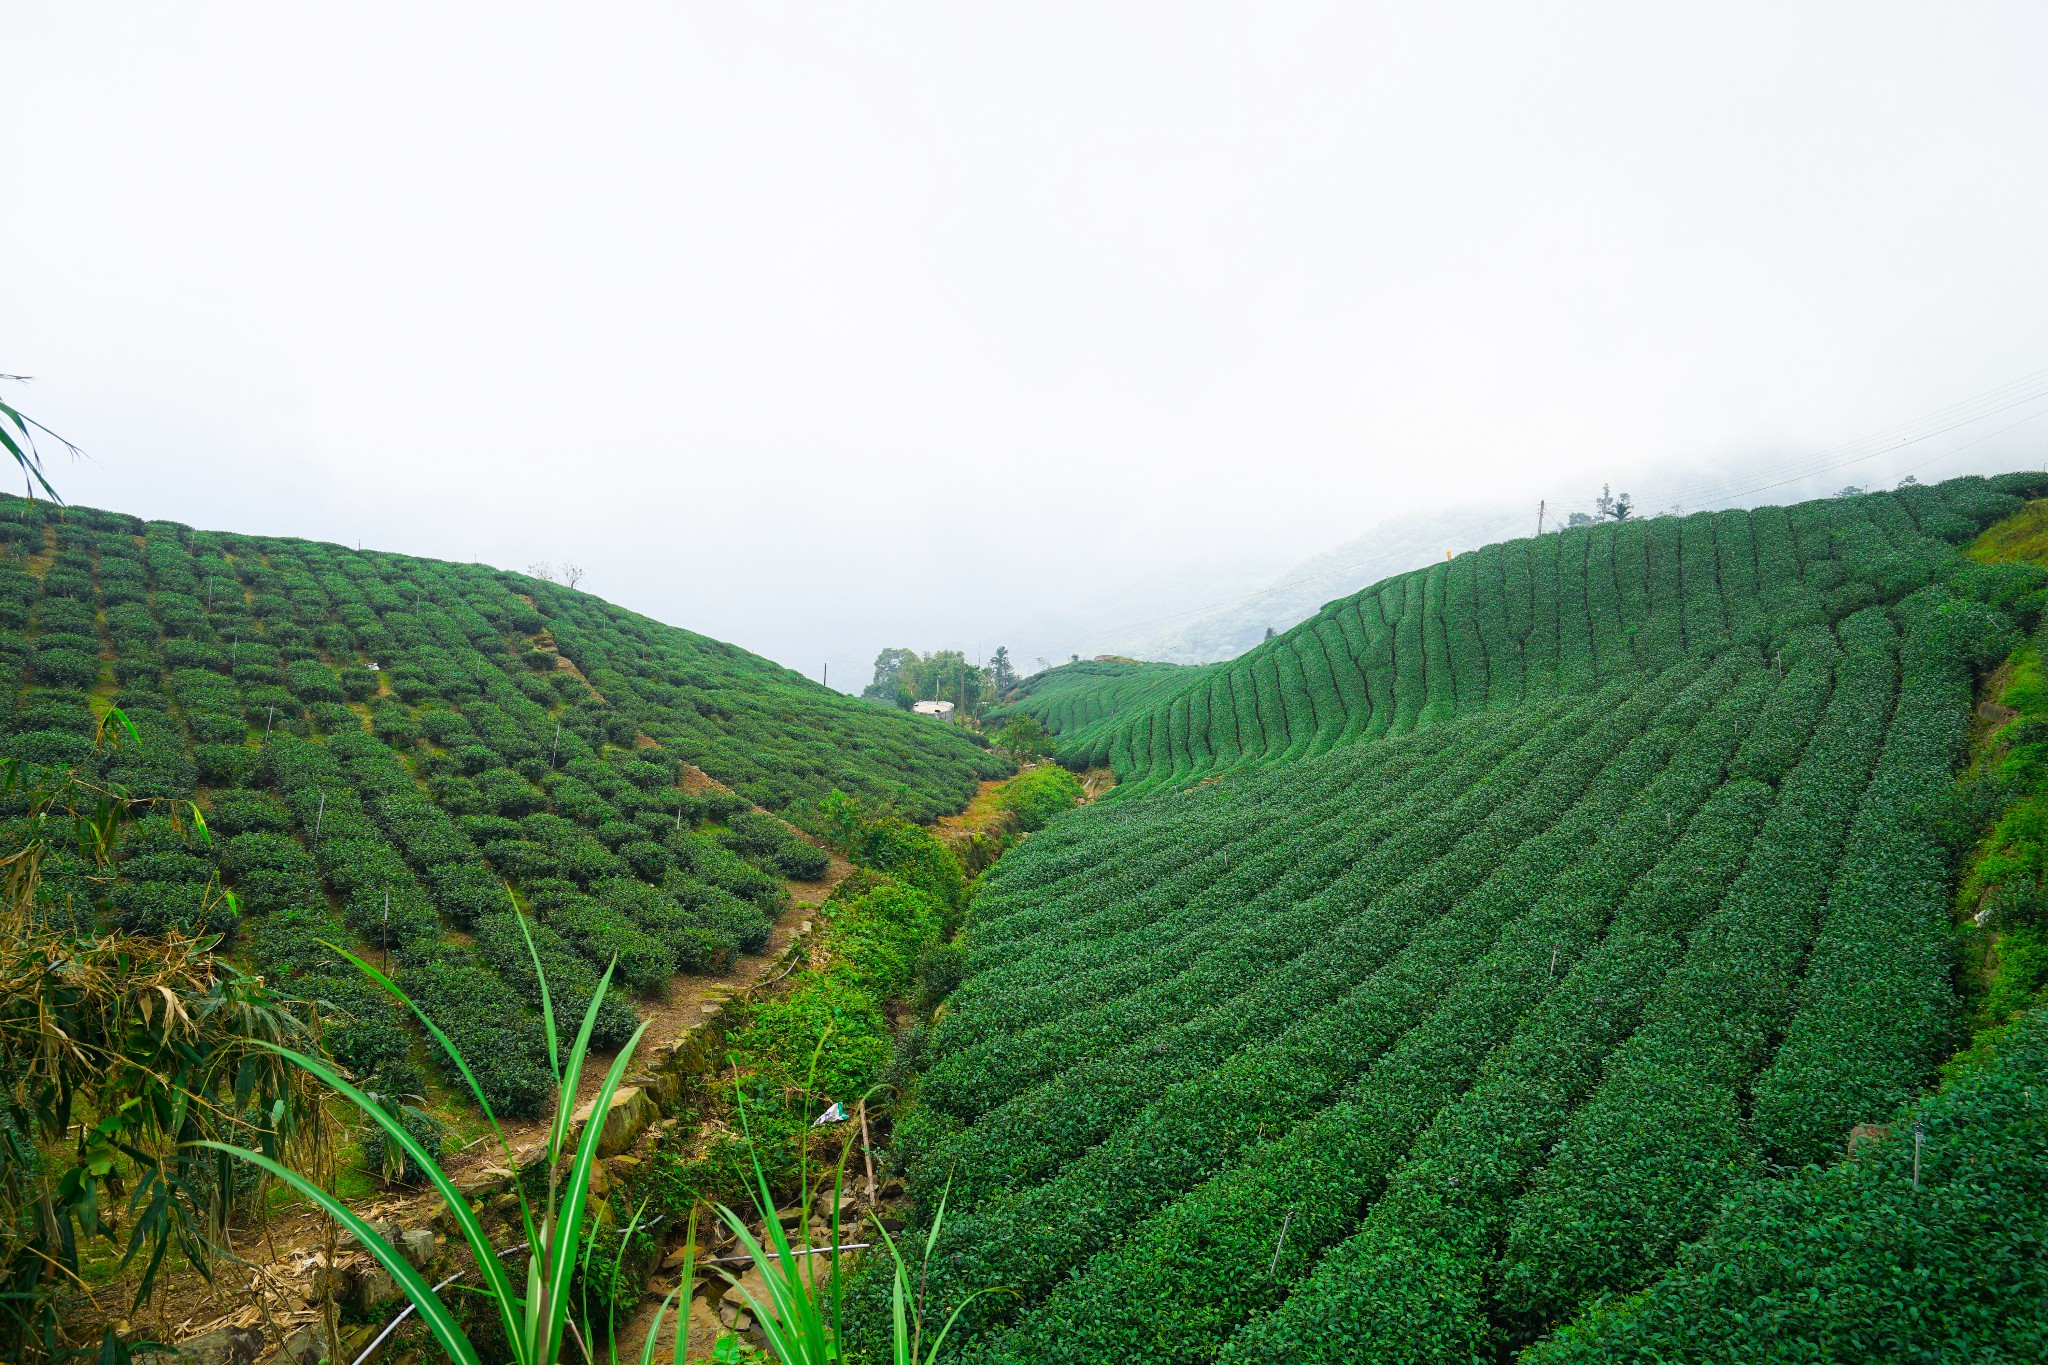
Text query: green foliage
994 763 1081 832
716 808 830 880
1056 474 2048 787
817 790 965 910
846 474 2048 1364
0 745 329 1358
0 493 998 1122
730 880 944 1104
992 714 1051 763
1526 1004 2048 1365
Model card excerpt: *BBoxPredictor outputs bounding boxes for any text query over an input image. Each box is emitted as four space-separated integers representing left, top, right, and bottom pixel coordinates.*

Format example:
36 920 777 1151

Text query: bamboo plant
199 911 686 1365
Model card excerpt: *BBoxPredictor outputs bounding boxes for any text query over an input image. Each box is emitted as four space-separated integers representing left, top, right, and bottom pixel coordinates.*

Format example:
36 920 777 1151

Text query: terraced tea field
861 473 2048 1362
0 496 1004 1116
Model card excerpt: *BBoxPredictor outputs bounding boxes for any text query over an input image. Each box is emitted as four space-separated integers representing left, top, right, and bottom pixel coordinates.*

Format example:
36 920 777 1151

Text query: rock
351 1266 405 1316
310 1266 356 1304
633 1068 683 1108
349 1219 399 1251
273 1328 327 1364
663 1297 722 1362
1848 1123 1892 1157
400 1228 438 1271
717 1302 752 1332
570 1085 656 1159
427 1198 468 1238
454 1165 515 1199
726 1251 829 1319
174 1326 264 1365
815 1188 858 1219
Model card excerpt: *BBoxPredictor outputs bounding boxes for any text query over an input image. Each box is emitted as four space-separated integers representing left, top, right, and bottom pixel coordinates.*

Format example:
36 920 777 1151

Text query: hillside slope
0 495 1005 1116
1057 476 2044 787
995 657 1211 755
857 473 2048 1363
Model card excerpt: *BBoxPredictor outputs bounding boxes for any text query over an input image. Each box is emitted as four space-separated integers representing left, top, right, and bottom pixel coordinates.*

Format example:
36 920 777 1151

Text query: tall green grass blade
206 1042 527 1353
193 1143 481 1365
321 936 548 1313
544 998 645 1365
891 1255 911 1365
636 1203 696 1365
321 939 511 1148
513 896 562 1086
719 1085 837 1361
915 1287 1014 1365
550 956 616 1168
635 1285 682 1365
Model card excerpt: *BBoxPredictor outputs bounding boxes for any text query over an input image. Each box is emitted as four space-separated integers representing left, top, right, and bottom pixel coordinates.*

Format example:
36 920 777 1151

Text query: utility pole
549 722 561 767
314 791 325 839
1536 499 1546 536
822 662 828 688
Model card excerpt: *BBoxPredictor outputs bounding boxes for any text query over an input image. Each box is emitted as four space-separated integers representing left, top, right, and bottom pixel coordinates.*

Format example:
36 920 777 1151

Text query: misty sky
9 3 2048 689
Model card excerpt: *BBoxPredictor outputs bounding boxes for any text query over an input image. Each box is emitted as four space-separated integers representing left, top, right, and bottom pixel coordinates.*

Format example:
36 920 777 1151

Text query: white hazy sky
9 2 2048 688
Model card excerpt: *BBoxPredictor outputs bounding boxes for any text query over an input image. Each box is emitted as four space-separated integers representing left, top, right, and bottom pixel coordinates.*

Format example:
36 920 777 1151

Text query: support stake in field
1268 1208 1294 1279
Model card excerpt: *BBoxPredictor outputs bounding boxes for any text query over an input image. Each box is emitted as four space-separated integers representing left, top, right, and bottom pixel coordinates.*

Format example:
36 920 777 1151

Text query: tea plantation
0 496 1004 1117
861 473 2048 1362
994 657 1211 762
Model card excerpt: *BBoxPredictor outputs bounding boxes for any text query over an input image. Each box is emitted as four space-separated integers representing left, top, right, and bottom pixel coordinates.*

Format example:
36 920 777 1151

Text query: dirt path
933 777 1010 843
121 761 1053 1361
102 847 859 1359
444 848 857 1172
109 759 862 1360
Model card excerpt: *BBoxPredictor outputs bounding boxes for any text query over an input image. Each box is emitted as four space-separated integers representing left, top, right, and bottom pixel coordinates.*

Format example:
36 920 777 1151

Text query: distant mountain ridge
1109 500 1525 664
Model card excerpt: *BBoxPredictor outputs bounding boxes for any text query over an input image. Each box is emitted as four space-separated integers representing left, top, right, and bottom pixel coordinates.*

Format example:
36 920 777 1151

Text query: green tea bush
30 646 99 689
718 809 831 878
1 730 95 766
1527 1006 2048 1364
192 742 252 786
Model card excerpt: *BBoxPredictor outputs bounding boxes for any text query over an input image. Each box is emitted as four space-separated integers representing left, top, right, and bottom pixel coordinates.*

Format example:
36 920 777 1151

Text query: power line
1640 366 2048 511
1641 387 2048 513
1887 404 2048 484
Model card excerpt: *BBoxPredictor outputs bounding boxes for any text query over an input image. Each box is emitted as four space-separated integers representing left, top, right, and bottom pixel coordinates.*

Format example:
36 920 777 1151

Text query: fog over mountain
1002 430 2048 673
10 4 2048 697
